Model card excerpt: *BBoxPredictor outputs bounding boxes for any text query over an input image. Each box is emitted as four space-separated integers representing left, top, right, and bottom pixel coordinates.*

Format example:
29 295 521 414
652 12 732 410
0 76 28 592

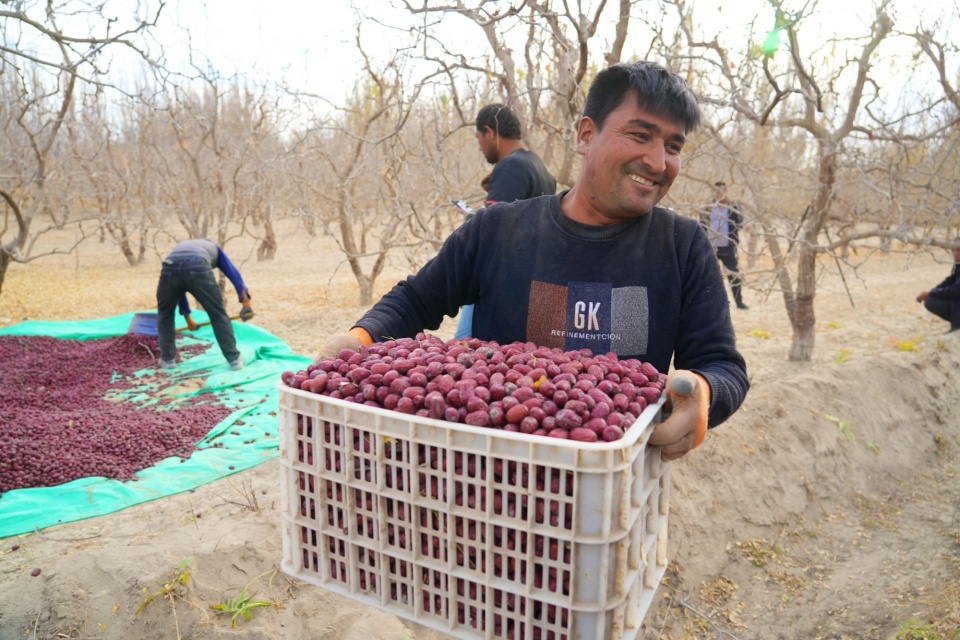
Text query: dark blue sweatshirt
929 263 960 300
356 193 748 427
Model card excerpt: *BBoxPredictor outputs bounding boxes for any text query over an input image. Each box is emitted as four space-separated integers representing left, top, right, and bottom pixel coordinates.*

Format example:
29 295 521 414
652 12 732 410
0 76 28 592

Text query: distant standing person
156 238 255 370
701 180 748 310
457 103 557 338
916 242 960 332
474 103 556 207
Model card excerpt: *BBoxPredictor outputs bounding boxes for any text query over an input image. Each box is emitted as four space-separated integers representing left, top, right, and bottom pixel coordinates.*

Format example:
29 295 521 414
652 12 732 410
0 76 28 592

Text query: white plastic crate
279 383 670 640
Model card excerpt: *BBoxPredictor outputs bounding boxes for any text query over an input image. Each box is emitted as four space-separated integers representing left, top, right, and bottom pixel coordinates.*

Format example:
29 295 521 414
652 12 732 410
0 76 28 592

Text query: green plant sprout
135 557 192 615
835 348 852 364
866 442 881 455
935 434 947 458
210 585 273 628
824 414 855 443
896 617 955 640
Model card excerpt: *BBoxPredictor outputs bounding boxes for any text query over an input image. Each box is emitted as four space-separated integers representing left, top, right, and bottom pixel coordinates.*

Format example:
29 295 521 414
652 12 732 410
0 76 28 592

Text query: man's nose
642 144 666 174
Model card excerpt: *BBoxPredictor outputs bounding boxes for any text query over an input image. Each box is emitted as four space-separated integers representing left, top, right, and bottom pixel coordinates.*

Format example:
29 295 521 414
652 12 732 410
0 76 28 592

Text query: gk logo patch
573 301 601 331
526 281 649 357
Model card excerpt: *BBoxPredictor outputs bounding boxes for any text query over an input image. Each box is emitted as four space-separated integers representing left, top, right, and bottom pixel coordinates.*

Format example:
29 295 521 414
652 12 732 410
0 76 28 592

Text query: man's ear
575 117 596 156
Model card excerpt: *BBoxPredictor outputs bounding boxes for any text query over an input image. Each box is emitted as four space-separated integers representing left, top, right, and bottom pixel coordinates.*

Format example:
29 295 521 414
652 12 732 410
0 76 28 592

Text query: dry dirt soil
0 221 958 640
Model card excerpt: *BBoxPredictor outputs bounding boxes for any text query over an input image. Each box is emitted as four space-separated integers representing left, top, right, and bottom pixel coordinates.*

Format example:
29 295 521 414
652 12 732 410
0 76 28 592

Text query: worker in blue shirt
156 239 254 370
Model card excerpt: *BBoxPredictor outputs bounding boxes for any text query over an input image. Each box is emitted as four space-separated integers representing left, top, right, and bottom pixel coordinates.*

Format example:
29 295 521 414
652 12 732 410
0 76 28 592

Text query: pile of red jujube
0 334 232 494
282 333 666 442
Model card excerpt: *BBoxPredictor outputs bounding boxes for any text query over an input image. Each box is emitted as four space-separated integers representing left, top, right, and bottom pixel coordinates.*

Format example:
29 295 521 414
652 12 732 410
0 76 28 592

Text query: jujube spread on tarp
0 334 232 493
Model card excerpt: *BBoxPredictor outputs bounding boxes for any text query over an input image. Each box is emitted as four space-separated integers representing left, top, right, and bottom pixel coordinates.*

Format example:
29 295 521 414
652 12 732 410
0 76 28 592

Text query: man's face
714 185 727 201
952 247 960 262
574 94 685 222
476 127 499 164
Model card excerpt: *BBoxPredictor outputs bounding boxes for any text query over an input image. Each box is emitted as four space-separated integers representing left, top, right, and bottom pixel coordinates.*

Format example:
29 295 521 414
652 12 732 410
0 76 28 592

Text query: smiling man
319 61 749 460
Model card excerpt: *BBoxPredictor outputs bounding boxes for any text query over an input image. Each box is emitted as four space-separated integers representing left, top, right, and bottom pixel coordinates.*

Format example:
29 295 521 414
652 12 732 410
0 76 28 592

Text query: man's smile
628 173 657 187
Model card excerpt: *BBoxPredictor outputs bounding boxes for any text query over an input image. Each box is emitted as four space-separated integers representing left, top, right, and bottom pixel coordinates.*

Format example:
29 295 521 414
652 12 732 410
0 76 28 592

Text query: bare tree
663 0 960 360
399 0 638 187
290 43 429 306
134 74 286 259
0 0 165 295
66 90 149 266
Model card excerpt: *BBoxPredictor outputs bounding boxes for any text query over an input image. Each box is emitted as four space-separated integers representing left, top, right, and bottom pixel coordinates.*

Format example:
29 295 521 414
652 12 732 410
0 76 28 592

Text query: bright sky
158 0 428 100
6 0 947 109
153 0 942 105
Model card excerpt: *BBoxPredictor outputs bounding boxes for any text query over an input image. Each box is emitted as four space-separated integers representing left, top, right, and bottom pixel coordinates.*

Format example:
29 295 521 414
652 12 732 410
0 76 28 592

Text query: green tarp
0 311 311 539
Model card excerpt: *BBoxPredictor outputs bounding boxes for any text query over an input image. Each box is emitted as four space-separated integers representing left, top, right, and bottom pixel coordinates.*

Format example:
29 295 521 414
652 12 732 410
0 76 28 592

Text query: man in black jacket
320 61 749 460
474 103 556 207
701 181 748 309
456 104 557 338
916 243 960 331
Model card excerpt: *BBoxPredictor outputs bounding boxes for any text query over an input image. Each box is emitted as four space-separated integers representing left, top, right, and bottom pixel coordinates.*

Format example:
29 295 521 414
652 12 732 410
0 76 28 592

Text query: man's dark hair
583 61 702 133
476 104 522 140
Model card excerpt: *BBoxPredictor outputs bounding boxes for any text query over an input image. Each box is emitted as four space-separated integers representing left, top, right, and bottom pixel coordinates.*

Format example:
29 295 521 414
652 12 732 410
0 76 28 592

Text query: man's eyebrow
627 118 686 143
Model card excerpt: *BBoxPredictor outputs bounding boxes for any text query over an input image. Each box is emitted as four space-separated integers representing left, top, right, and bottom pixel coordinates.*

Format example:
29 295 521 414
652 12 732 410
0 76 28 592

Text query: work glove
317 331 366 361
240 305 255 322
649 370 710 461
185 315 198 331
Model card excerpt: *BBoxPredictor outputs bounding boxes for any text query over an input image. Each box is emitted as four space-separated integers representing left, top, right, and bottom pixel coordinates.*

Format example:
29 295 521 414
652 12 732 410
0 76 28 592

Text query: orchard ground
0 221 958 640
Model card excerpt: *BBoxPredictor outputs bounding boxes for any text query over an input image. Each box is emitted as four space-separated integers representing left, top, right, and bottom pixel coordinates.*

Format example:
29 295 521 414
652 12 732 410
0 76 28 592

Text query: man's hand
239 291 254 321
317 333 364 361
917 291 929 303
648 370 710 461
185 315 198 331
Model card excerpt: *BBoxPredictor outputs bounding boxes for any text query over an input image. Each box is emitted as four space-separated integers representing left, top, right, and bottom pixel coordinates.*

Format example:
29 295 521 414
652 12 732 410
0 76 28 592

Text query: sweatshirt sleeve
672 222 750 427
178 295 191 317
929 267 960 300
216 247 249 302
354 214 483 341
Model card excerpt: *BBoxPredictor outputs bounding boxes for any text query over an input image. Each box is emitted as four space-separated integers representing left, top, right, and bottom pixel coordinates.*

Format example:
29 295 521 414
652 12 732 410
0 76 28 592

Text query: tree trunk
761 222 797 327
359 277 373 307
787 293 816 361
746 227 758 269
788 245 818 361
119 239 137 266
258 218 277 261
105 222 145 267
0 252 10 297
786 139 837 362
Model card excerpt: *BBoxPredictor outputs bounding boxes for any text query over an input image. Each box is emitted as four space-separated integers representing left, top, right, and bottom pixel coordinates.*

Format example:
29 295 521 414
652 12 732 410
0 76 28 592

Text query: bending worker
156 238 254 370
